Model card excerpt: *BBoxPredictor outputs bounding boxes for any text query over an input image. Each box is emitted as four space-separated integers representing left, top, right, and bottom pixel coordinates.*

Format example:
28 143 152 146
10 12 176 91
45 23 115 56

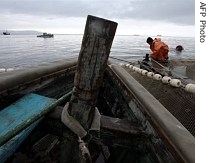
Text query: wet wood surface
62 15 117 163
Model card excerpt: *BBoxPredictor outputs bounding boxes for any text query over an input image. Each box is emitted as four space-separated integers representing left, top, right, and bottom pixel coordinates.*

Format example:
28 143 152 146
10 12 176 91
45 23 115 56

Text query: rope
150 59 192 83
150 59 168 68
61 102 101 138
61 102 87 138
139 61 171 76
78 137 92 163
61 102 102 162
109 56 138 65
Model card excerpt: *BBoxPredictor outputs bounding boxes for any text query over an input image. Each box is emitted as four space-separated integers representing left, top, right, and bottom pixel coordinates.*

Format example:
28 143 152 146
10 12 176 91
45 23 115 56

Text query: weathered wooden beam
47 109 149 151
72 15 117 104
61 15 117 163
68 15 117 129
49 108 147 137
67 15 117 129
101 115 146 136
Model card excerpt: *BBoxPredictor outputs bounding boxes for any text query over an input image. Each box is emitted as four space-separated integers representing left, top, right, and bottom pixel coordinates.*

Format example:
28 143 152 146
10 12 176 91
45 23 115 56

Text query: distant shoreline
0 30 194 38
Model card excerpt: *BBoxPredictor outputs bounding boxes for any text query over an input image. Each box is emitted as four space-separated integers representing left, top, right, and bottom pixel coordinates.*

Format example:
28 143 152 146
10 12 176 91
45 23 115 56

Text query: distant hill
0 30 43 35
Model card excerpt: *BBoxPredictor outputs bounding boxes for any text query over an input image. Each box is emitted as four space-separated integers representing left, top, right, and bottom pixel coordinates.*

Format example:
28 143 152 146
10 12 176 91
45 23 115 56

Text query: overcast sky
0 0 195 37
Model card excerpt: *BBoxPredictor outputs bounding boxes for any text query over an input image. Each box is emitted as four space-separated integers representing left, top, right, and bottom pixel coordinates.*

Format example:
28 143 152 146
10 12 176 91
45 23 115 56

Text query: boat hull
0 58 194 163
3 32 10 35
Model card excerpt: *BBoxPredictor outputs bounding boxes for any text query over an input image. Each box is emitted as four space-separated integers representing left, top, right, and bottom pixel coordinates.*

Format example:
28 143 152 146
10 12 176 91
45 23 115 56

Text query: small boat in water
3 31 10 35
37 32 54 38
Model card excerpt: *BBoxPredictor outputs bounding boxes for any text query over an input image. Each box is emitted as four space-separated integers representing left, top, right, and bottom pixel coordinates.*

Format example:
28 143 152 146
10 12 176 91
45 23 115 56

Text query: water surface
0 35 195 70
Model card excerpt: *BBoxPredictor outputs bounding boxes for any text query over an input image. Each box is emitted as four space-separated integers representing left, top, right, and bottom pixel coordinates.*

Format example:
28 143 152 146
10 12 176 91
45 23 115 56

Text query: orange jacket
150 38 169 61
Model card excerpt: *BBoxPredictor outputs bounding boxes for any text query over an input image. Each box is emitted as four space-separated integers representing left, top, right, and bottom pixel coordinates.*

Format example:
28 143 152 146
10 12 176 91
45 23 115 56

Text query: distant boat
3 31 10 35
37 32 54 38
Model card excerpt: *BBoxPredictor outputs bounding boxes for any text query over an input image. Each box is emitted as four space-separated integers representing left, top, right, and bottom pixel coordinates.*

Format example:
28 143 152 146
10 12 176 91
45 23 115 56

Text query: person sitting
146 37 169 61
175 45 184 52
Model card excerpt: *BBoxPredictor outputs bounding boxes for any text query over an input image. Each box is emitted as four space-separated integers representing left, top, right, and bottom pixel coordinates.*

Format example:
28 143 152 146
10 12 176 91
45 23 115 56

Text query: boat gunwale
0 58 78 97
108 63 195 163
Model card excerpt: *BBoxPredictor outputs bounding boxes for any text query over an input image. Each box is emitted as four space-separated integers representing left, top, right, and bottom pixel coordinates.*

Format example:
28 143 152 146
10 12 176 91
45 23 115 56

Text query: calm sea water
0 35 195 70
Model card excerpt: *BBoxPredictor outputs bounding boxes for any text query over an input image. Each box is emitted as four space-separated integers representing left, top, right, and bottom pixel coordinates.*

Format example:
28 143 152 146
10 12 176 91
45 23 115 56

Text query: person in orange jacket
146 37 169 61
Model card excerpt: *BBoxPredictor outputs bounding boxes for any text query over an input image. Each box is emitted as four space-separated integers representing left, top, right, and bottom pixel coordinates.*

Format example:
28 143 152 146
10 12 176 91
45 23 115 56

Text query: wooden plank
48 107 146 137
69 15 117 132
101 115 146 136
0 119 42 162
72 15 118 108
0 93 56 146
61 15 118 162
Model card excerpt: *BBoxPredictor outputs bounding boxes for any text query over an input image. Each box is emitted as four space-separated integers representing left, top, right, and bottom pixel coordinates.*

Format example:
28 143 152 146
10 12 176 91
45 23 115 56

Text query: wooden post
62 15 117 162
